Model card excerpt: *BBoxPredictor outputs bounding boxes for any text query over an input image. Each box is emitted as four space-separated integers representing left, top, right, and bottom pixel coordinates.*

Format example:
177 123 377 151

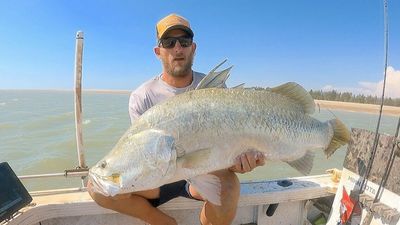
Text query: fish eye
100 161 107 168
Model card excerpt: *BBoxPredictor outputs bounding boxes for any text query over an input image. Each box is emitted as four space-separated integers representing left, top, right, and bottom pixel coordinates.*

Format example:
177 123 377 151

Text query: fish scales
142 88 330 159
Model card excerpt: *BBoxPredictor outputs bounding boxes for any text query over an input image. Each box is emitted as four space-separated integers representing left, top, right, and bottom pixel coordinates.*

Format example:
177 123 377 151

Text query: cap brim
160 25 194 39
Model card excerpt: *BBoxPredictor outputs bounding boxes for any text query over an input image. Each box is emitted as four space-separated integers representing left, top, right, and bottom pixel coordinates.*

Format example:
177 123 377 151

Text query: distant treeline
309 90 400 107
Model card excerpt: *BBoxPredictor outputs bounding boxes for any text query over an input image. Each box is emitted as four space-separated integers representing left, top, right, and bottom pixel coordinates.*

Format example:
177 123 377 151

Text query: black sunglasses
158 36 193 49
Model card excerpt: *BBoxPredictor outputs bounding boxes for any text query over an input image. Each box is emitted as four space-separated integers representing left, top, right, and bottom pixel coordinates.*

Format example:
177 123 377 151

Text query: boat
2 2 400 224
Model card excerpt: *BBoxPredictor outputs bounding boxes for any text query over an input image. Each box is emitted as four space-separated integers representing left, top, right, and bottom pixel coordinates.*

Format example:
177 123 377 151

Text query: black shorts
148 180 199 207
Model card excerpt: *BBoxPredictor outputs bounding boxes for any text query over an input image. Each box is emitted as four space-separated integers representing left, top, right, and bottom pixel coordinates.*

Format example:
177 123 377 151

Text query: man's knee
88 187 116 209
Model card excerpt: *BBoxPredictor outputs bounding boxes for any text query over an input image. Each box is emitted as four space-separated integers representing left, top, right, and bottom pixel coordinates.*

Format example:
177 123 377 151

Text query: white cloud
322 66 400 98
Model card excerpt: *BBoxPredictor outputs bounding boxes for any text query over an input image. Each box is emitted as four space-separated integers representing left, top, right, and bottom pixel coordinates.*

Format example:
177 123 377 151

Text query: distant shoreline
315 100 400 116
1 89 399 116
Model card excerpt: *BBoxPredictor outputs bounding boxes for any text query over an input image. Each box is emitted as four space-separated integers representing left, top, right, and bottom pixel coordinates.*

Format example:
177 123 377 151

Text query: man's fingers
245 151 257 170
240 154 251 172
256 152 266 166
230 151 266 173
229 157 243 173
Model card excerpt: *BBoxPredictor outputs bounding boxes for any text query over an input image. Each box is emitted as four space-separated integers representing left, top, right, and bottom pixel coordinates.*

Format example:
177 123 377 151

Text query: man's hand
229 151 265 174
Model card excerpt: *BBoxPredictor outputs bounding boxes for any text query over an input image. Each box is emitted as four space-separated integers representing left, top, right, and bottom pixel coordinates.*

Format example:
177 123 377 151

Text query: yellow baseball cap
156 14 194 40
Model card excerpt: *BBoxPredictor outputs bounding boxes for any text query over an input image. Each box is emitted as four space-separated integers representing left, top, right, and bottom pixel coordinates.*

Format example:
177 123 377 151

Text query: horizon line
0 88 131 94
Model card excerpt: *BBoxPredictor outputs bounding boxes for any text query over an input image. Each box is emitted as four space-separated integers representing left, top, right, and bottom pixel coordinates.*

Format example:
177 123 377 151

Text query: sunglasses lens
160 38 177 48
160 37 192 48
178 37 192 47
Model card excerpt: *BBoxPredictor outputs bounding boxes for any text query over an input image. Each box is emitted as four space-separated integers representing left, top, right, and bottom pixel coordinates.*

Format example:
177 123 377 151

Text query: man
88 13 265 225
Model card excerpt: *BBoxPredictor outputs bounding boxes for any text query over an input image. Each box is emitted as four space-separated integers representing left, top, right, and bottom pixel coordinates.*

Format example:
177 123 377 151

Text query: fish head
88 129 177 196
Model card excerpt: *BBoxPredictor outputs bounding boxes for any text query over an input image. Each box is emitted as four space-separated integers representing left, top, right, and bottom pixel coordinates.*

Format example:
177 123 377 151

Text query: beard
163 54 194 77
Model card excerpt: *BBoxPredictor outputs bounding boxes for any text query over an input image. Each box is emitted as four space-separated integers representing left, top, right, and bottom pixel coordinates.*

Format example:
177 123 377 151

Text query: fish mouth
88 171 120 197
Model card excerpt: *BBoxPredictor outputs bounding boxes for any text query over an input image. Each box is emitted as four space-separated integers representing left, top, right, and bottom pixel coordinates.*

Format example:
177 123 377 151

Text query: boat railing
18 170 88 180
17 31 88 186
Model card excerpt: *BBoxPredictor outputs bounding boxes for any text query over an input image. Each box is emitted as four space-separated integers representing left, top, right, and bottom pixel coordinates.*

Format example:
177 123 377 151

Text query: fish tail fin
325 119 350 158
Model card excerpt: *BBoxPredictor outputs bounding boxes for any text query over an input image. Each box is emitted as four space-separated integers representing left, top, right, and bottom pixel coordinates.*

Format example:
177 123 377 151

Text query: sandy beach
315 100 400 117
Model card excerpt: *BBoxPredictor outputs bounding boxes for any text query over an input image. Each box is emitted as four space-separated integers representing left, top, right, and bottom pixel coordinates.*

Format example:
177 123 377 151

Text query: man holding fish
88 13 266 225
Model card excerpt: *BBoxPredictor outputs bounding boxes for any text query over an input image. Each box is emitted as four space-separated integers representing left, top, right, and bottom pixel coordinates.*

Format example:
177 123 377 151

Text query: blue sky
1 1 399 97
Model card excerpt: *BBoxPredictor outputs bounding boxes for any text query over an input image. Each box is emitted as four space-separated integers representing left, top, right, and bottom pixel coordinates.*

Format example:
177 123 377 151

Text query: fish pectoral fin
188 174 222 205
270 82 315 114
196 60 232 89
178 148 212 169
287 150 315 175
176 144 186 158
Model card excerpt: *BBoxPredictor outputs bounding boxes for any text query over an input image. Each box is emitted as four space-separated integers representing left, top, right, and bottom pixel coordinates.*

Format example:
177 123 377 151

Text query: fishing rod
358 0 389 195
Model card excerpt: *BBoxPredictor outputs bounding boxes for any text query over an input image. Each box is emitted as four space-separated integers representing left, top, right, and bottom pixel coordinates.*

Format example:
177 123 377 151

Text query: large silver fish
89 68 350 205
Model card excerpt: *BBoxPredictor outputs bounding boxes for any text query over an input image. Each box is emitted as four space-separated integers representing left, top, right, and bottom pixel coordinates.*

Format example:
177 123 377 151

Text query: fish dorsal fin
209 59 227 74
196 60 232 89
287 150 315 175
178 148 212 169
270 82 315 114
188 174 221 205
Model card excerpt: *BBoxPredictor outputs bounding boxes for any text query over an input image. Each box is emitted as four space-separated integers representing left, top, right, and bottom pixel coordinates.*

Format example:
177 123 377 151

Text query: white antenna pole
74 31 86 170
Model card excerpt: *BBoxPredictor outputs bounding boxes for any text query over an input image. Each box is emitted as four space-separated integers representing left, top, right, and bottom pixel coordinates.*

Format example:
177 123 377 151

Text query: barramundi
89 68 350 205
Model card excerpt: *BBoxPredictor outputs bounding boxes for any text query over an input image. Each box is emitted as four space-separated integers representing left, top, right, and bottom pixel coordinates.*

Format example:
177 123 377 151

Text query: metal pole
74 31 86 169
18 171 89 180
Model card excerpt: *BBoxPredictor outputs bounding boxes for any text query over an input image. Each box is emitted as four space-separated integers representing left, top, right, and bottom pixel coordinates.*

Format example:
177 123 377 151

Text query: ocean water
0 90 398 191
